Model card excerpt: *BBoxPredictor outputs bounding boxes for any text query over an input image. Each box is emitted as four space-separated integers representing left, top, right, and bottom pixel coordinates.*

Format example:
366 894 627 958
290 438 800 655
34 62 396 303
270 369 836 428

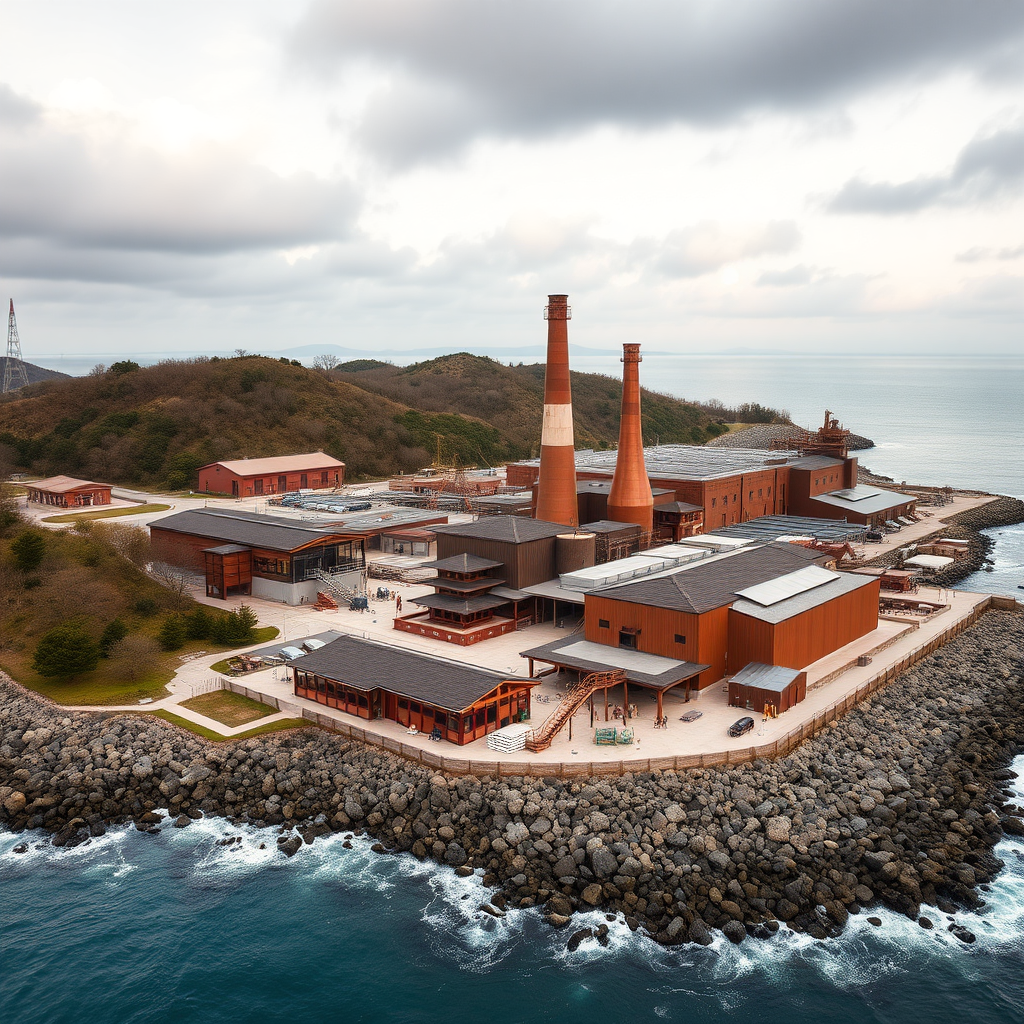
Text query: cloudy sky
2 0 1023 364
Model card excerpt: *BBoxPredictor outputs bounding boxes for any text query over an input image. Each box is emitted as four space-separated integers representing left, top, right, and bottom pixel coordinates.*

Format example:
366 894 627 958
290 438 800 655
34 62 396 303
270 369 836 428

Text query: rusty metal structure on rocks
534 294 579 528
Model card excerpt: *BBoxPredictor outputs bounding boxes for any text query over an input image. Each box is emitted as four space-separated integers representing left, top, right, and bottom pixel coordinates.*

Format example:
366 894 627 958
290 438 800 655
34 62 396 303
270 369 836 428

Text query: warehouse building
197 452 344 497
522 542 880 715
149 508 364 605
291 634 537 745
25 475 112 508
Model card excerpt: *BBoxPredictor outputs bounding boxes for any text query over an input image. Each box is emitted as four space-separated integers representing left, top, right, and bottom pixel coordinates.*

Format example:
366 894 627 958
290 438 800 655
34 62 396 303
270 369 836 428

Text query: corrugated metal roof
730 571 877 623
511 444 805 481
596 543 826 614
811 486 915 515
711 515 867 543
291 635 527 712
730 662 802 692
520 580 587 605
150 508 346 552
520 637 707 690
27 475 108 493
789 455 846 470
201 452 344 475
736 564 839 607
489 585 532 601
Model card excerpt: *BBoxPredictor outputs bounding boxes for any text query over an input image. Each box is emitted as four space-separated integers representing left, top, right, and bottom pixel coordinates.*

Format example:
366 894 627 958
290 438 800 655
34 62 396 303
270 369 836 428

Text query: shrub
134 597 158 617
109 360 140 375
32 624 100 679
100 618 129 656
11 530 46 572
184 606 211 641
157 615 187 651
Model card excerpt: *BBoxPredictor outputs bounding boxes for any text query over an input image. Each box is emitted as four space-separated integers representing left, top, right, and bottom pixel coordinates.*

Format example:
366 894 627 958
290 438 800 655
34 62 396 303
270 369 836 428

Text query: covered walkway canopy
520 636 707 718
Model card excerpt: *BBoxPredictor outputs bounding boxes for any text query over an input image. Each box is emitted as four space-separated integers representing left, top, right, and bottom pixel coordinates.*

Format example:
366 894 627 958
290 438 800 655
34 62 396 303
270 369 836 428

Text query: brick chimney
534 295 579 527
607 343 654 534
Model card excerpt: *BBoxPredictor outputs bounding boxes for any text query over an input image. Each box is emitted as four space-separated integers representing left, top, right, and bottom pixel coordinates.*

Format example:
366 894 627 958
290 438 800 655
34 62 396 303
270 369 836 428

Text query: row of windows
710 486 773 509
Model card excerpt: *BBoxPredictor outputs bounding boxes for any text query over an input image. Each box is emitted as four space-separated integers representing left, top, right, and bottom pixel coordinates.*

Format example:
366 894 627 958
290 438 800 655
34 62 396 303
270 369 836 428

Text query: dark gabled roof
424 576 507 593
580 520 643 535
421 553 504 573
290 635 529 712
151 508 344 553
203 543 249 555
597 543 827 614
654 501 703 514
432 515 566 544
410 593 508 614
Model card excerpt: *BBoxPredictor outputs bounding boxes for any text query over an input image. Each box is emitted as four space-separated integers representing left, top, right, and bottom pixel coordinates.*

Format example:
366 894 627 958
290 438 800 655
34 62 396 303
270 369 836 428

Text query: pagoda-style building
394 553 531 646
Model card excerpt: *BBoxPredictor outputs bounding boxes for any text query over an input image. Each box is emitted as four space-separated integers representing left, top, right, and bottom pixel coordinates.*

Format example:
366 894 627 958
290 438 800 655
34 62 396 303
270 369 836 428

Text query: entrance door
254 479 264 495
300 473 308 488
278 475 287 493
231 480 239 497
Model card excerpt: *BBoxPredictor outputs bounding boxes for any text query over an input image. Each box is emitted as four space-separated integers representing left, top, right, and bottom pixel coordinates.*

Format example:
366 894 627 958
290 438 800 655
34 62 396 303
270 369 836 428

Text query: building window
712 497 717 508
768 487 772 496
758 488 763 497
619 629 638 650
674 634 686 644
598 618 609 628
748 490 753 500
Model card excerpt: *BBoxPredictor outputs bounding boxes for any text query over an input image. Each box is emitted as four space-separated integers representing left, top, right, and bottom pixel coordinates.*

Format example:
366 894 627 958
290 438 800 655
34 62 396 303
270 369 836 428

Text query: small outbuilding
25 475 112 508
728 662 806 714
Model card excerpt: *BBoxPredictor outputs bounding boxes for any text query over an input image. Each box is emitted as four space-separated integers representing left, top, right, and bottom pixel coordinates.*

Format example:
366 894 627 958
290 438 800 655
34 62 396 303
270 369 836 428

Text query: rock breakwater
2 612 1023 945
927 496 1024 588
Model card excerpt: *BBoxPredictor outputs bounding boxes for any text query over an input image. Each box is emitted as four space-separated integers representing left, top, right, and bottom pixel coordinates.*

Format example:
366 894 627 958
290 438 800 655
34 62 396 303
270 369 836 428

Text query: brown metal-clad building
291 635 537 744
726 571 881 672
581 544 876 691
728 663 807 714
431 516 566 590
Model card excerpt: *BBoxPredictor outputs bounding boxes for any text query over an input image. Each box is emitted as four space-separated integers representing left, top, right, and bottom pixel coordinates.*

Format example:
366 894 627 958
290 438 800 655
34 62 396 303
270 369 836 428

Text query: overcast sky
2 0 1023 363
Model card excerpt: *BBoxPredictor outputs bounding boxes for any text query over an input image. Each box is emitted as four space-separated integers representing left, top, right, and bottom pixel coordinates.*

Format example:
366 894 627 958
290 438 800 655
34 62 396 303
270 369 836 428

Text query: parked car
728 716 755 737
679 710 703 723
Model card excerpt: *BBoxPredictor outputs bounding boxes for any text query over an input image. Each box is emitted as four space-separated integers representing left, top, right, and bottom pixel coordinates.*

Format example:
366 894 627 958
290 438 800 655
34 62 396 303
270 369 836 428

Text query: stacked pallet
486 724 533 752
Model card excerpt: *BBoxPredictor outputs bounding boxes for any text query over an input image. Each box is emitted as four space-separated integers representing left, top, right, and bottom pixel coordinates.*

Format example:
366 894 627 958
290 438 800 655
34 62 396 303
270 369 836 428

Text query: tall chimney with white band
534 294 579 527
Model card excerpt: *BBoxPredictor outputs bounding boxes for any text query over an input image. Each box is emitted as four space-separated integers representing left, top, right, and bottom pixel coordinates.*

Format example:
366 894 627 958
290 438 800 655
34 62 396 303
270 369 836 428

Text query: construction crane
3 300 30 394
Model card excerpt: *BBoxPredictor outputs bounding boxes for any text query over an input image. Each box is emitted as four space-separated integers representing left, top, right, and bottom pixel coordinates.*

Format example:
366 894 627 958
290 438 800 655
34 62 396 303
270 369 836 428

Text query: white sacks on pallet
486 723 533 752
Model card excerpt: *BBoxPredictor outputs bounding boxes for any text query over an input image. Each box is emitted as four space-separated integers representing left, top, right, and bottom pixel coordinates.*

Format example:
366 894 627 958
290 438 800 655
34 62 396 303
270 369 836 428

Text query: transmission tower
3 300 30 394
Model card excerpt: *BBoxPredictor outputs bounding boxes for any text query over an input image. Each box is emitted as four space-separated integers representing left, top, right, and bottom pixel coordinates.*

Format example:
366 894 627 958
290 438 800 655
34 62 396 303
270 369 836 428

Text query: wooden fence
232 597 1011 777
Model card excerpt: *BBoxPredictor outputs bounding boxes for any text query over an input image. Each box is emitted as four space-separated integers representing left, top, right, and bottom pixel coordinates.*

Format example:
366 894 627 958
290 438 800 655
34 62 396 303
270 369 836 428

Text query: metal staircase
308 568 362 603
525 668 627 752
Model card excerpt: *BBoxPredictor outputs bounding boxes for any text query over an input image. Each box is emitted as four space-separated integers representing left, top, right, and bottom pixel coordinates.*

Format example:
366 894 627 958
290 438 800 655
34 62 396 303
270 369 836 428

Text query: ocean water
2 756 1023 1024
3 354 1023 1021
573 353 1024 499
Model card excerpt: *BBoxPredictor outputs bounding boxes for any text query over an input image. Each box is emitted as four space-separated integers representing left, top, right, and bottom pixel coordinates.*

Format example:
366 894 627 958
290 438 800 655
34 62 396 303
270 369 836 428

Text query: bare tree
312 353 341 373
108 635 162 683
100 524 150 567
149 561 201 610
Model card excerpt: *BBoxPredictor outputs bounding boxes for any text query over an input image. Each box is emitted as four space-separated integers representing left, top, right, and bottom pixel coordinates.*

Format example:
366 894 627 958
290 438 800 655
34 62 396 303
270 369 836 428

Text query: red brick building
25 476 112 508
197 453 344 497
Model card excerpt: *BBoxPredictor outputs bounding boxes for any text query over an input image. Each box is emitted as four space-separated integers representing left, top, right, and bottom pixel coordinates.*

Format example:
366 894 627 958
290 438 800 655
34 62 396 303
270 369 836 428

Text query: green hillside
0 352 726 488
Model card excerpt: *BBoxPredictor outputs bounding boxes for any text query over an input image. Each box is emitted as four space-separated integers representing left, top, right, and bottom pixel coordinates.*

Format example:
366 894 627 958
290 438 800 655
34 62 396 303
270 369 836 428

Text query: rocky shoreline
923 496 1024 589
3 611 1023 946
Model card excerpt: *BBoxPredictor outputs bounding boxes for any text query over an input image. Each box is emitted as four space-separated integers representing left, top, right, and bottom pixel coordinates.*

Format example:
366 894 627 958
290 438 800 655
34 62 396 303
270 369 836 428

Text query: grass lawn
2 628 279 707
42 503 171 524
180 689 277 727
150 710 310 741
